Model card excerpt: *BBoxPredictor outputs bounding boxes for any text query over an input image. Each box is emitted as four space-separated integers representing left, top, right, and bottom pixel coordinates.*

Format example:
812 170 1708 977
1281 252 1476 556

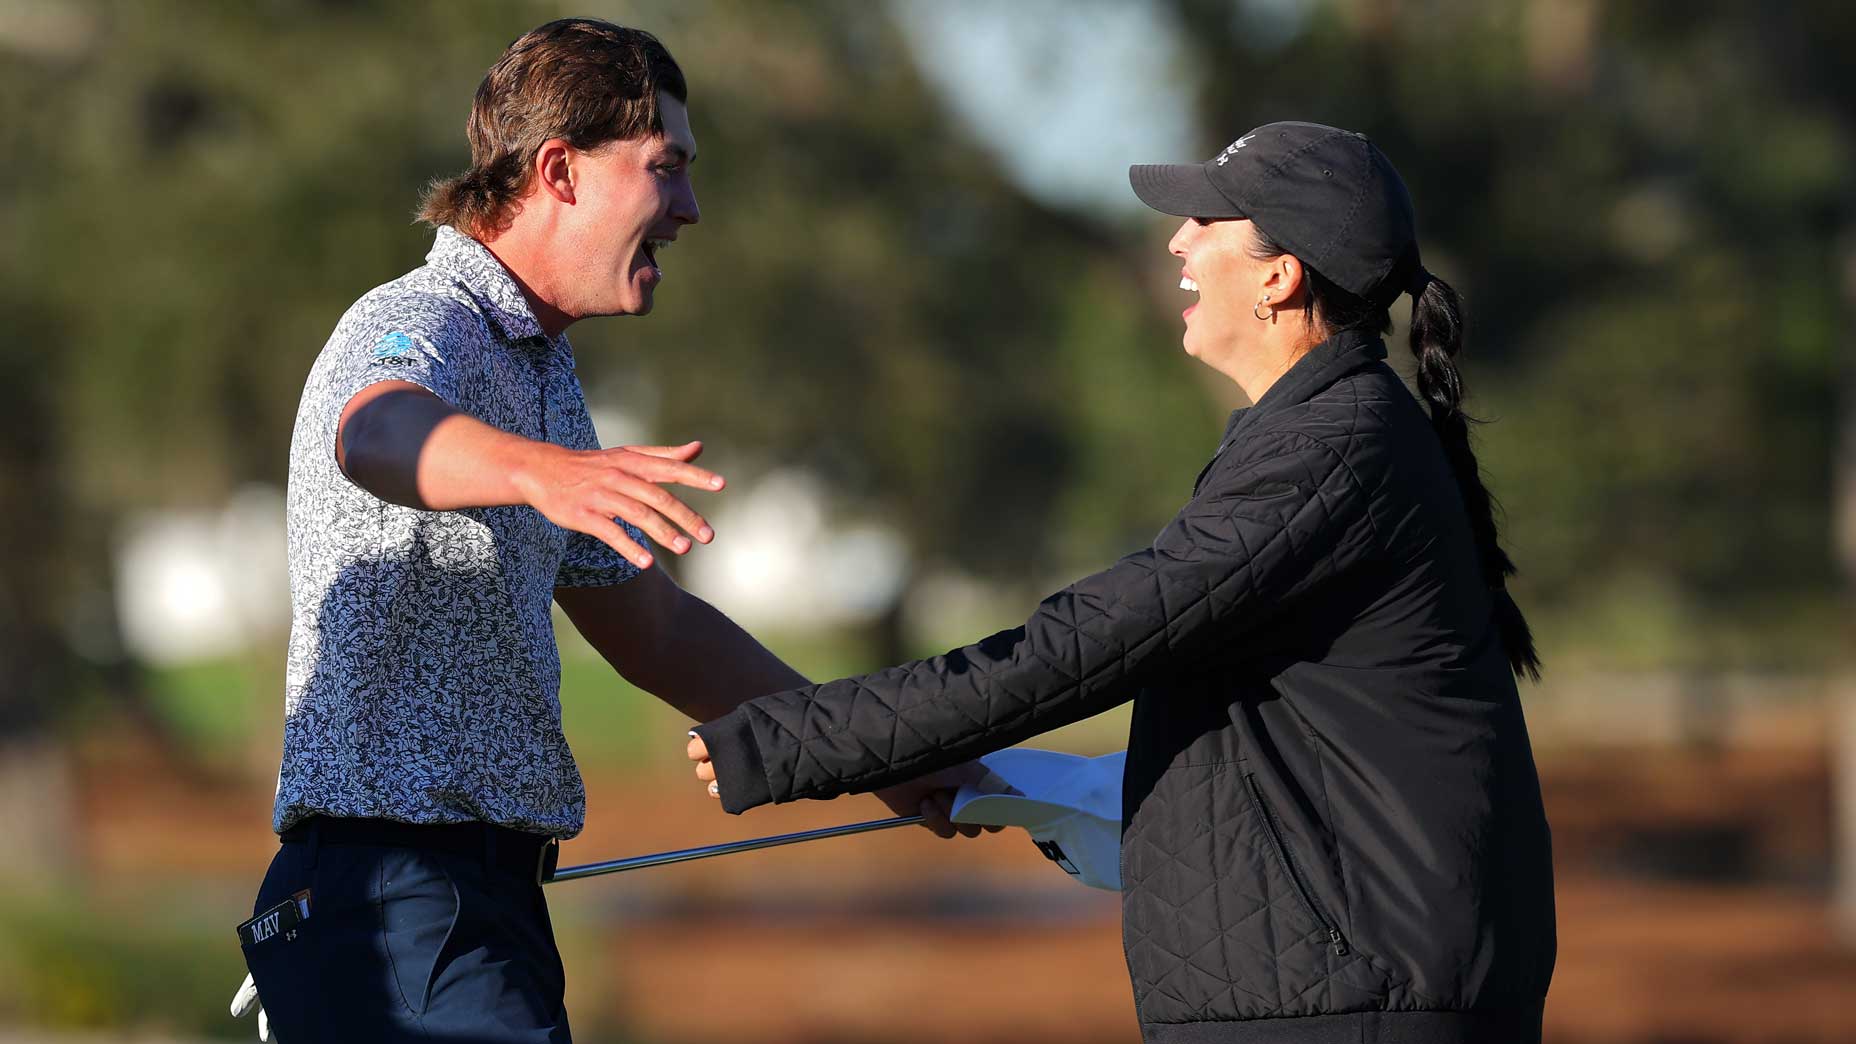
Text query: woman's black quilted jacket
695 329 1556 1043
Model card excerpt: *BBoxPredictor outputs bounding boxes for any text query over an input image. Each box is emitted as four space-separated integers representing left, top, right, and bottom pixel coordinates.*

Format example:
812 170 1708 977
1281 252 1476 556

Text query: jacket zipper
1243 772 1350 957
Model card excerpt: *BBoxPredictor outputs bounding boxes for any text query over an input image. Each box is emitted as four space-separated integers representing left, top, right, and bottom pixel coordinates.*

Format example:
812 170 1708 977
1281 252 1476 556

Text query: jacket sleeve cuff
692 707 775 815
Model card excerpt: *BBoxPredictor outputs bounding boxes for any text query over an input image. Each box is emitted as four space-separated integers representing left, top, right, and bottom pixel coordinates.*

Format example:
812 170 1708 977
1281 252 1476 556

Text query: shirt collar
427 225 551 346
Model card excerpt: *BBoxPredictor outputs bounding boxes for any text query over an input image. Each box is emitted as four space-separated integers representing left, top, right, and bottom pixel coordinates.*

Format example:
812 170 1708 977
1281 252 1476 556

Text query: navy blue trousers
241 824 572 1042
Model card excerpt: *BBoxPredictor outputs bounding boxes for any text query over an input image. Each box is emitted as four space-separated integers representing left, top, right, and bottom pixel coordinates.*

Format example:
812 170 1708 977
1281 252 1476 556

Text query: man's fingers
597 494 695 555
694 760 714 783
687 735 709 761
624 440 705 464
582 516 655 570
608 479 713 545
610 448 725 493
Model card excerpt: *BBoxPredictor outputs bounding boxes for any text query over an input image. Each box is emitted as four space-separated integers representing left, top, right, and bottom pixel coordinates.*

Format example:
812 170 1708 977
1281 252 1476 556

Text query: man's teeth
1180 277 1199 292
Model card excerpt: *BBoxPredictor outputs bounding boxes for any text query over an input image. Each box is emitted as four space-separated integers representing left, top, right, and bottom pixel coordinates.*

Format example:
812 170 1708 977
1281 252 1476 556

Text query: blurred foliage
0 888 243 1037
1 3 1852 1038
1165 0 1856 668
0 882 647 1041
2 0 1854 748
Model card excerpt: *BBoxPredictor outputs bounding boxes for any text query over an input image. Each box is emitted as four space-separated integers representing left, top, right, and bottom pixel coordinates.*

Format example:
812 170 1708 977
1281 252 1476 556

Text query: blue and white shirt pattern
274 225 645 839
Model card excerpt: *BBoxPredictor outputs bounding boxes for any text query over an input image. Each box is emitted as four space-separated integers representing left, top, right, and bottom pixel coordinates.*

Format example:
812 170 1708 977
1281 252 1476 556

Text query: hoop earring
1254 296 1272 322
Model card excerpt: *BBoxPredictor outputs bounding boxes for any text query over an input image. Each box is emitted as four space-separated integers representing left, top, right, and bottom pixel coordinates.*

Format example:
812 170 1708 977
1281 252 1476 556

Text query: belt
281 816 560 885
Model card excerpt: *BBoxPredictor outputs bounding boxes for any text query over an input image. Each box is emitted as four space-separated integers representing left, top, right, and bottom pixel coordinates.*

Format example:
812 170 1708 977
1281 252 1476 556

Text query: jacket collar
1193 330 1388 496
1250 327 1387 417
1222 328 1387 443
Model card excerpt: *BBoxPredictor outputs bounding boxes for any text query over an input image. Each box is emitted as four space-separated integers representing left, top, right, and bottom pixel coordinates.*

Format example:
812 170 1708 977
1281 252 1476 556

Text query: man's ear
533 138 576 205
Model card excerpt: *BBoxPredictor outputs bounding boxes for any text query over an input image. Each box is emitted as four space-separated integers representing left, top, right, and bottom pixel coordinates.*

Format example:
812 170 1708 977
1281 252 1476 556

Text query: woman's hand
687 734 1001 839
873 763 1003 838
688 733 721 798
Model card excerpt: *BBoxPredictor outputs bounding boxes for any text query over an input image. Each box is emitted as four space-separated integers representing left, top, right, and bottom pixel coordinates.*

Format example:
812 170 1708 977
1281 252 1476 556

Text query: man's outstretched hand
338 383 726 571
686 733 1001 839
515 440 723 570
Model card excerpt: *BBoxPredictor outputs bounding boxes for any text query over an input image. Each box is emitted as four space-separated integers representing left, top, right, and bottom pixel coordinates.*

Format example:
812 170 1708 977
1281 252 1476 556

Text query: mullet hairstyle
418 18 687 239
1248 225 1543 681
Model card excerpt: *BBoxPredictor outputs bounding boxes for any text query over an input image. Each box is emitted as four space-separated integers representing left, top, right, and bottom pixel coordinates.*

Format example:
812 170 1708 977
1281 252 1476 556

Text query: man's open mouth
641 238 670 274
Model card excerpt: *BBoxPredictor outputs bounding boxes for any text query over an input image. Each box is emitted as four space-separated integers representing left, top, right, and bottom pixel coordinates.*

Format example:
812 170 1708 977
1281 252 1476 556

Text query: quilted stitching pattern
1123 767 1389 1025
740 422 1372 801
703 331 1556 1036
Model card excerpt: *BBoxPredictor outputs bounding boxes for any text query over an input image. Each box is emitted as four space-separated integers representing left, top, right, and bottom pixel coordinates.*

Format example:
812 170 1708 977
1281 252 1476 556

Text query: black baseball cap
1129 121 1425 304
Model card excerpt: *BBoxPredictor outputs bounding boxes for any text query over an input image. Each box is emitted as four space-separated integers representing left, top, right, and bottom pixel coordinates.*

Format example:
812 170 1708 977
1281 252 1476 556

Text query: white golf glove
230 972 273 1042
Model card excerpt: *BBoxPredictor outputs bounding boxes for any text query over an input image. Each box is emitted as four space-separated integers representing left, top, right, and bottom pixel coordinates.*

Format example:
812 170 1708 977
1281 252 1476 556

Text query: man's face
559 90 700 318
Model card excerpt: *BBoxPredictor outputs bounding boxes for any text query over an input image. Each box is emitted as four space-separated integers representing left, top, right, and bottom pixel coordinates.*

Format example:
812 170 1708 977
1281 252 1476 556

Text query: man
234 19 975 1042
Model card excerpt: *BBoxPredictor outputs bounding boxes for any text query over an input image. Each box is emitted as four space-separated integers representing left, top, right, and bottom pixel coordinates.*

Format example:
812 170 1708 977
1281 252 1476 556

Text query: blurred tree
593 2 1215 656
0 0 1213 731
3 0 1853 759
1163 0 1855 667
1 1 531 749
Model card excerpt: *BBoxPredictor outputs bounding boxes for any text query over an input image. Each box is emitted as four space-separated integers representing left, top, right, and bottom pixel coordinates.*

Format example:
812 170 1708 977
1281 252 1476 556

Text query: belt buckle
535 838 560 885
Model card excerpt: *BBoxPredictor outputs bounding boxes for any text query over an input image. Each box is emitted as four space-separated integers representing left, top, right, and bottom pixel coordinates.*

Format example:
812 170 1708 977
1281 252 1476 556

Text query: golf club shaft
544 814 926 884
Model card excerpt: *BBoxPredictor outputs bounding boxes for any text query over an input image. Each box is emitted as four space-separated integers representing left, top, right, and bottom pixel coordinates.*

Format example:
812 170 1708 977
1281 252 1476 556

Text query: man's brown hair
418 18 687 238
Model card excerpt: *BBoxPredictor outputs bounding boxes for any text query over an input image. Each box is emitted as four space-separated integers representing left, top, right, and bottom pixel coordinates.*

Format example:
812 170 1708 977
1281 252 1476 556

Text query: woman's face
1168 217 1276 371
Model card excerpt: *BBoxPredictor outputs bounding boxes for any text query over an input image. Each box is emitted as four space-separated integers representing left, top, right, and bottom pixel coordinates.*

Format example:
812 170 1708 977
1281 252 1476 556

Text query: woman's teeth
1179 277 1199 292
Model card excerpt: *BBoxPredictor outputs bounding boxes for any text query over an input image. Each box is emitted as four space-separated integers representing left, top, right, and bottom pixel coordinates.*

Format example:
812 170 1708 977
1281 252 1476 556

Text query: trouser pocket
377 846 463 1018
240 846 324 1040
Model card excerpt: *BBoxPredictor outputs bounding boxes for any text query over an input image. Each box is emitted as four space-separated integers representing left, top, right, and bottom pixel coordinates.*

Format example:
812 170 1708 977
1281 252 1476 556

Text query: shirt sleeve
318 291 474 423
554 526 648 588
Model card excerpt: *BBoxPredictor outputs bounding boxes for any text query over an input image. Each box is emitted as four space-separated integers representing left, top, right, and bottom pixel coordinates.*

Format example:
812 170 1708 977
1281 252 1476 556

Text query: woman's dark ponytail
1408 274 1542 681
1247 223 1540 680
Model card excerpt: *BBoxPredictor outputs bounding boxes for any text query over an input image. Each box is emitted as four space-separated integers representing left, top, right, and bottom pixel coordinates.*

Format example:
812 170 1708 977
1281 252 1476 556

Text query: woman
690 122 1555 1044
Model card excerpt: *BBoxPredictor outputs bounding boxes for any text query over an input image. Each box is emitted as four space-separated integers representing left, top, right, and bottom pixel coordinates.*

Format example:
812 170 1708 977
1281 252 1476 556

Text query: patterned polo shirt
273 225 646 839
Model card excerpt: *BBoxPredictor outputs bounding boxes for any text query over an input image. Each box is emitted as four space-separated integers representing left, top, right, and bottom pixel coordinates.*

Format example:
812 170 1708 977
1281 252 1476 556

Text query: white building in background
110 467 923 665
113 484 289 666
680 470 910 632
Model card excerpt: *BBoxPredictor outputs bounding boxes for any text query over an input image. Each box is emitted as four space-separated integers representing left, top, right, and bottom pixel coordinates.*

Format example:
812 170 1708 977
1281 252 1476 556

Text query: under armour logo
1214 134 1257 166
1034 839 1080 876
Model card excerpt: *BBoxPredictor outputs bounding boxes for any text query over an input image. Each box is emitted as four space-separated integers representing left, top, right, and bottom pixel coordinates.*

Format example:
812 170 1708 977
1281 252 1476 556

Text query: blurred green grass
0 886 246 1038
0 882 651 1041
135 615 1144 780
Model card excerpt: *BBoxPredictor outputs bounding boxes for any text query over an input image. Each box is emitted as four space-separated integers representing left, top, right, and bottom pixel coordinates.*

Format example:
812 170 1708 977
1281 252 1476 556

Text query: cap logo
1214 133 1257 166
1034 839 1081 876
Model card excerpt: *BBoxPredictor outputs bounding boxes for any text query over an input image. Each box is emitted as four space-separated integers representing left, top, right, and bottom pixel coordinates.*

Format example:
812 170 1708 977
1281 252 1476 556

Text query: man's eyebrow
656 142 696 165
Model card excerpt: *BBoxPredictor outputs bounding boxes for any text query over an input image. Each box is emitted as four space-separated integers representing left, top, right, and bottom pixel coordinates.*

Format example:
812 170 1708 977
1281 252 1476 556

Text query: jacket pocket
1243 772 1350 958
1125 760 1379 1025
